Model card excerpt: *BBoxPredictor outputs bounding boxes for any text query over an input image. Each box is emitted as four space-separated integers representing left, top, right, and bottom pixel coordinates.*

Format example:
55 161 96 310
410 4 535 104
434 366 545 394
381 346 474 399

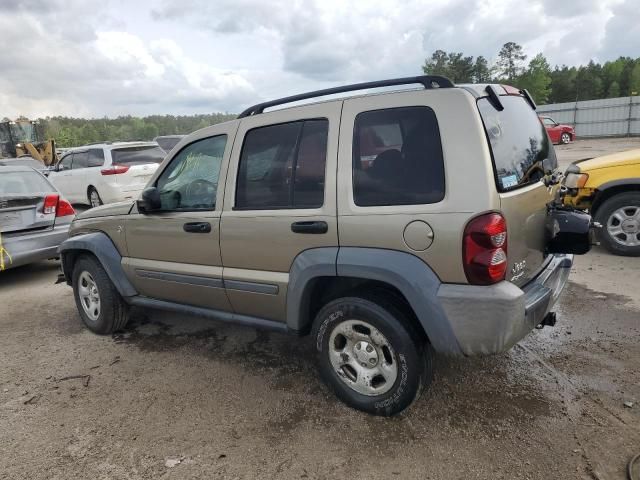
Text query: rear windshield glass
0 171 53 195
478 96 557 191
111 146 166 165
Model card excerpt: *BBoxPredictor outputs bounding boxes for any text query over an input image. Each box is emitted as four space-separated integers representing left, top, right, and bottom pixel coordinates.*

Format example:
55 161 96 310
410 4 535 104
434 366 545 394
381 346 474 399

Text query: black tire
560 132 571 144
72 255 130 334
88 187 103 208
311 295 432 416
595 192 640 256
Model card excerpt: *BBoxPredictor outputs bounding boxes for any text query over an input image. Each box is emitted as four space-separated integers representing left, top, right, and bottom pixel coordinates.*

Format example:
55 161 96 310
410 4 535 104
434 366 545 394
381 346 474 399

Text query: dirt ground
1 138 639 480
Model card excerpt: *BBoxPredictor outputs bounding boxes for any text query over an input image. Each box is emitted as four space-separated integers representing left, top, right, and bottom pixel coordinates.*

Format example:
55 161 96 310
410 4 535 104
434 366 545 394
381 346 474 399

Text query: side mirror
137 187 161 213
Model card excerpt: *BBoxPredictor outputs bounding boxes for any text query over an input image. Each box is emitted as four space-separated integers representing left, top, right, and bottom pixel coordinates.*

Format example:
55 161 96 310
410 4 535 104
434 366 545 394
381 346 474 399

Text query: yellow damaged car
563 149 640 256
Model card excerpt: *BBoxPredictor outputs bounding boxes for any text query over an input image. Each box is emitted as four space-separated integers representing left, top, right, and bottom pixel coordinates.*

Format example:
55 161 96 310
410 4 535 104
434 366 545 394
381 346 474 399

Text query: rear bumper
437 254 573 355
2 224 70 269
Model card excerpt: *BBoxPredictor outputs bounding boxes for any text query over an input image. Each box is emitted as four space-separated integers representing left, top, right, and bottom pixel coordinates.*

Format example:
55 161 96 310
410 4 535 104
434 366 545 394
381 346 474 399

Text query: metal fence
537 96 640 138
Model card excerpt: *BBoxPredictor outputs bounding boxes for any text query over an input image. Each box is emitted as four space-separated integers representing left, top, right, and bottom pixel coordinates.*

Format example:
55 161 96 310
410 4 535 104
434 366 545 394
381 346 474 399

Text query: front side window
353 106 445 206
236 119 328 209
58 154 73 171
542 117 556 126
72 151 88 169
155 135 227 211
87 149 105 167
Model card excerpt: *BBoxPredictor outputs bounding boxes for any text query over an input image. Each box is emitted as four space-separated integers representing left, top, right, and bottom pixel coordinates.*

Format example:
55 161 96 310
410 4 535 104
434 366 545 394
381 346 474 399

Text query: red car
540 116 575 144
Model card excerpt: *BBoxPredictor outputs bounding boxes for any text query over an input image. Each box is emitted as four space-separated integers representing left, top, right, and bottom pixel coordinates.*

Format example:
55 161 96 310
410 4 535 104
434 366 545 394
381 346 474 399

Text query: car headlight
564 172 589 188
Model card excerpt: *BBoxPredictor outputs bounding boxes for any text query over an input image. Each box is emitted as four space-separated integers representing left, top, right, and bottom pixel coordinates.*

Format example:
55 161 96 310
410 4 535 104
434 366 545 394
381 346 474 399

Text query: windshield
111 146 166 165
478 96 557 191
0 171 53 195
9 122 39 143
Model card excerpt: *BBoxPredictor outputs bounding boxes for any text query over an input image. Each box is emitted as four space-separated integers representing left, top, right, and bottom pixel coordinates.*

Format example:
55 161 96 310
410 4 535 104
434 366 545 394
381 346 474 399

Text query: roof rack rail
237 75 454 118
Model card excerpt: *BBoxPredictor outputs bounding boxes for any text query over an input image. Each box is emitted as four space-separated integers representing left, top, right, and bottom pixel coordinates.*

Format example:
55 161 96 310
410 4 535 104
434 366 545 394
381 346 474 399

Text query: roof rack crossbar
237 75 454 118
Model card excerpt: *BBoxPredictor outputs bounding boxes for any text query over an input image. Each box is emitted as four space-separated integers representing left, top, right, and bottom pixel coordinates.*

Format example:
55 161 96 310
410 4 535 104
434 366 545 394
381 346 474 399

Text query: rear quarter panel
337 88 499 284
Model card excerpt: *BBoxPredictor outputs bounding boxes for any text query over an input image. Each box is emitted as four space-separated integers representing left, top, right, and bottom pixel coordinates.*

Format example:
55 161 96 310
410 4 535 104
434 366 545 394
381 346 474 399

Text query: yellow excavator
0 117 58 166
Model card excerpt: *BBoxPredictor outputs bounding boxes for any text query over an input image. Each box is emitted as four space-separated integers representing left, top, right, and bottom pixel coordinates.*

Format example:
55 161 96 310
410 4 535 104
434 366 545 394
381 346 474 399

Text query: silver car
0 166 75 270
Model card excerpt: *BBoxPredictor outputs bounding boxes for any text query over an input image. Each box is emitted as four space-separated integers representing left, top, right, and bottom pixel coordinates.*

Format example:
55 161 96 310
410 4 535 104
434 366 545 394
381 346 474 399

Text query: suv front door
220 103 340 322
69 150 89 203
50 153 75 200
122 122 238 311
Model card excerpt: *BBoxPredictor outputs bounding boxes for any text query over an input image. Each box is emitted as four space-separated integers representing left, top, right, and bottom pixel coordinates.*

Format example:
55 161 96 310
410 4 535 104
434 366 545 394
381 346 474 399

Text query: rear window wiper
484 86 504 111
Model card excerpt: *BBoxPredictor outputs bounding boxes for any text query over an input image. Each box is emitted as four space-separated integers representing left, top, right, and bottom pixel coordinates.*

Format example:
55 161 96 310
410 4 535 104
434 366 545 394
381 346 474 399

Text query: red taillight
56 198 75 217
463 213 508 285
42 194 75 217
101 164 130 175
43 194 59 214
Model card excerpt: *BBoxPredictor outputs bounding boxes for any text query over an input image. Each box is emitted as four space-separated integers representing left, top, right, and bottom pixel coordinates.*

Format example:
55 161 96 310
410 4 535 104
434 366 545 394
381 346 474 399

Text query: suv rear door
478 92 559 286
220 102 340 322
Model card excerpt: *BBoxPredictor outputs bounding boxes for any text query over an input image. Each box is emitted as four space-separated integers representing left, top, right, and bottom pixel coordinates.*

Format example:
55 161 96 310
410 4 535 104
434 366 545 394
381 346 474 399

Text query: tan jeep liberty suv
59 76 591 416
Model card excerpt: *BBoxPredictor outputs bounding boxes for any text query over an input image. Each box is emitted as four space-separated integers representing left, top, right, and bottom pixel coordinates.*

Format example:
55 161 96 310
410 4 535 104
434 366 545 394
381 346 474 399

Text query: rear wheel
560 132 571 144
595 192 640 256
88 187 103 208
312 296 432 416
72 255 130 334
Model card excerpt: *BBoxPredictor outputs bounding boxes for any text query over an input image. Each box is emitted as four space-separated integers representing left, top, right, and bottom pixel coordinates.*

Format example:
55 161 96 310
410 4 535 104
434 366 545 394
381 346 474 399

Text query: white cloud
0 0 636 119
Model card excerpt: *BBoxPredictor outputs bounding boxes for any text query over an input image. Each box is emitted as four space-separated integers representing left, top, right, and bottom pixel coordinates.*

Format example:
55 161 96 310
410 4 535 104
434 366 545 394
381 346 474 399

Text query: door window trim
233 117 329 211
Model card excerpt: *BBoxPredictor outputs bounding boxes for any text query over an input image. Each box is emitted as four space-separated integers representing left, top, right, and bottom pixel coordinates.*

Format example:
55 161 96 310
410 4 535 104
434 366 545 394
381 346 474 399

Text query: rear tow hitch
536 311 557 329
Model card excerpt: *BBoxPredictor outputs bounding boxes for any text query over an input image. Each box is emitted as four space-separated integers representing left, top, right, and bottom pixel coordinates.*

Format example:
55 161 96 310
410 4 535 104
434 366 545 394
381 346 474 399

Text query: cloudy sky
0 0 637 119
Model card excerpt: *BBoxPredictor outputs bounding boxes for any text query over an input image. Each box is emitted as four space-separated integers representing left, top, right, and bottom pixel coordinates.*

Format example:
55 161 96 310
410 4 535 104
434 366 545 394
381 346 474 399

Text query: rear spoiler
484 85 537 111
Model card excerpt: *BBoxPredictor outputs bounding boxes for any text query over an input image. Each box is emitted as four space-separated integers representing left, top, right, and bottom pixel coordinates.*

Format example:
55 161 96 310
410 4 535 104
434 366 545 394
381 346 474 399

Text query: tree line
42 113 236 148
36 43 640 147
422 41 640 105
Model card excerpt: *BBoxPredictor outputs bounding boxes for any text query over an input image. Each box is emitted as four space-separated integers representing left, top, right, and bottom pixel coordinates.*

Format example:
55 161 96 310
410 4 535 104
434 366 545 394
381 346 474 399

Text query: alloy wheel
78 271 101 321
328 319 398 396
607 205 640 247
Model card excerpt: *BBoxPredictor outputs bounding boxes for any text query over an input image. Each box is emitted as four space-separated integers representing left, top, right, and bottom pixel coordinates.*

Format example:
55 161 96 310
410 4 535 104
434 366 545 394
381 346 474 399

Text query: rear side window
478 96 557 191
87 149 105 167
0 171 53 194
111 146 166 165
352 106 445 206
236 119 328 209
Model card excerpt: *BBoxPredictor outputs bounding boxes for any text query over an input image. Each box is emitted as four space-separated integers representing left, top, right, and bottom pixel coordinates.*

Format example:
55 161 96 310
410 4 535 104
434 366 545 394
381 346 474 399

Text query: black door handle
291 221 328 234
183 222 211 233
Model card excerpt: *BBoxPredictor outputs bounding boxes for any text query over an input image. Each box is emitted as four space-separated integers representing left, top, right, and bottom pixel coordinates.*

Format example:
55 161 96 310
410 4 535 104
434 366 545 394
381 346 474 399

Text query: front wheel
595 192 640 256
312 296 432 416
72 255 130 334
560 132 571 144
